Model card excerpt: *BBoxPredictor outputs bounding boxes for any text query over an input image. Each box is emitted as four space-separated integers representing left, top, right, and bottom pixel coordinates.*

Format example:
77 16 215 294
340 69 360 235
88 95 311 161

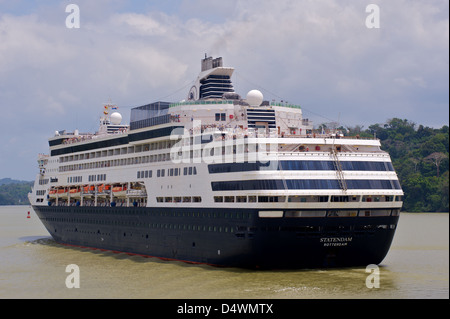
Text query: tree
368 123 387 140
424 152 448 177
385 118 416 135
410 157 421 172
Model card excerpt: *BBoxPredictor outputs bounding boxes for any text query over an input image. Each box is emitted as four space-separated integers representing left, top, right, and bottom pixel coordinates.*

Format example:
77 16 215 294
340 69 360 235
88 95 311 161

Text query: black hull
32 205 399 269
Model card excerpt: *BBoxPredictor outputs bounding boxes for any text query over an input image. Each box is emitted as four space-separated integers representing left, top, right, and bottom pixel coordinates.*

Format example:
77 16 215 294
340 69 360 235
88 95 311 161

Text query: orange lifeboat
112 185 127 197
82 186 92 197
57 188 68 198
96 184 110 198
69 187 81 197
49 189 57 198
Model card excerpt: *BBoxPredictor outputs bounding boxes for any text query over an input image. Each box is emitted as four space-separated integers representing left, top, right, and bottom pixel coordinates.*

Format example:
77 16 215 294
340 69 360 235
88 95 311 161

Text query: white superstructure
29 56 403 217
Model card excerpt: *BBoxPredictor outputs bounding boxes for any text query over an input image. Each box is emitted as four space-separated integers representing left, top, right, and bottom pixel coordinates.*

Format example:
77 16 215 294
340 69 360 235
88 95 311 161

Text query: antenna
337 112 341 129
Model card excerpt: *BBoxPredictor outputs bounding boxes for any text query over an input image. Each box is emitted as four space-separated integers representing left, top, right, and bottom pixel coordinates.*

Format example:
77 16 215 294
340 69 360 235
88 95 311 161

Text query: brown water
0 206 448 299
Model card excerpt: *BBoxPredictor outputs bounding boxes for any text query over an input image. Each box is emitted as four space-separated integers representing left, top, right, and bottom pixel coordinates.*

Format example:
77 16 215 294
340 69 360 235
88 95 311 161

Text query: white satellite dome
110 112 122 125
246 90 263 107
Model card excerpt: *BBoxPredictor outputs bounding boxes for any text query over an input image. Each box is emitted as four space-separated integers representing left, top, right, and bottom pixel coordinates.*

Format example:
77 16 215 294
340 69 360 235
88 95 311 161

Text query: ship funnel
201 56 223 72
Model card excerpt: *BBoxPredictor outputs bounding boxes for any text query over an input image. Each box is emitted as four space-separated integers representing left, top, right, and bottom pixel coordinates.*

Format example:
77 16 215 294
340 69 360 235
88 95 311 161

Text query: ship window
215 113 226 121
327 210 357 217
214 196 223 203
360 210 391 217
258 196 284 202
361 210 371 217
285 211 327 218
331 196 349 202
258 211 283 218
258 196 268 202
224 196 234 202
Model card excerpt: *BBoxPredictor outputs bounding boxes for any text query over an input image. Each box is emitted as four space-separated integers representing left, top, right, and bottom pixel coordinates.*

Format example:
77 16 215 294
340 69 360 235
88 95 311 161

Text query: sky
0 0 448 181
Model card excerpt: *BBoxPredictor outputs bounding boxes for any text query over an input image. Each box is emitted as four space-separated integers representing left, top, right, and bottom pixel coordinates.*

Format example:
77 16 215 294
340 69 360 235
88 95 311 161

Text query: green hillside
0 180 33 205
345 118 449 212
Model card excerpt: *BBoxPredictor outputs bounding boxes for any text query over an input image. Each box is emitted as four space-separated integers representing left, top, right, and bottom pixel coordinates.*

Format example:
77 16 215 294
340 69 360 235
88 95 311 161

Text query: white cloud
112 13 170 36
0 0 448 179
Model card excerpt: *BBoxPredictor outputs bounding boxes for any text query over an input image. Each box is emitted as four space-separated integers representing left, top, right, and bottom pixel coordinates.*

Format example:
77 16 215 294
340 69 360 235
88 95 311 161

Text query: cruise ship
29 56 403 269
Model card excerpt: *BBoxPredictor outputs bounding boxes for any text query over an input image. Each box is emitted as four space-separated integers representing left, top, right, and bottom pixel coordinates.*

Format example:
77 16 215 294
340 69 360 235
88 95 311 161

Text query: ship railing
169 100 234 107
280 133 377 140
61 129 130 145
96 190 110 196
268 151 389 158
62 134 95 145
184 126 377 141
180 128 383 154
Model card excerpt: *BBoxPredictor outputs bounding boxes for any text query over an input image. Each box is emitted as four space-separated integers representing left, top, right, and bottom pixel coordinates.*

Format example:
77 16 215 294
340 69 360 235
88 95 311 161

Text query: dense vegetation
345 118 449 212
1 119 449 211
0 179 32 205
